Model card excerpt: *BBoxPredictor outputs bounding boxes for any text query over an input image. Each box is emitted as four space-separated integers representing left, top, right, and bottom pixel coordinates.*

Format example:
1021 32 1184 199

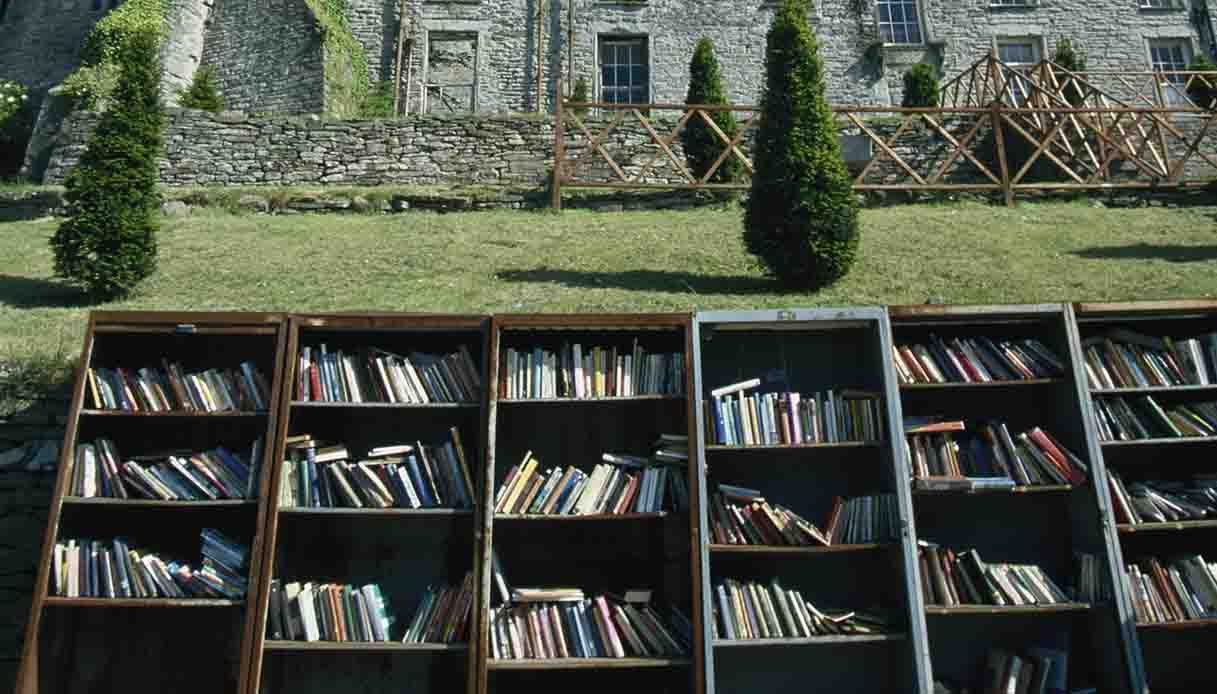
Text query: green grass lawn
3 199 1217 365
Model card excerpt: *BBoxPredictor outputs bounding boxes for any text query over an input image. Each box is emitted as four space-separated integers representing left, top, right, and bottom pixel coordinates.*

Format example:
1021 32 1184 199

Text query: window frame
994 36 1044 105
596 34 651 106
422 30 481 115
1138 0 1183 10
875 0 926 46
1146 37 1195 103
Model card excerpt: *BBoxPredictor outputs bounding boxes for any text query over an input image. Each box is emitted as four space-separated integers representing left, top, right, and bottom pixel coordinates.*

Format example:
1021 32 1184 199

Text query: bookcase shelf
1137 618 1217 631
16 311 288 694
1090 384 1217 395
911 484 1074 496
707 543 891 555
263 640 469 653
498 394 686 404
712 634 906 647
278 507 475 517
899 378 1063 390
494 512 669 521
488 657 692 670
704 441 880 452
290 400 479 409
1116 519 1217 533
1100 435 1217 447
923 603 1091 616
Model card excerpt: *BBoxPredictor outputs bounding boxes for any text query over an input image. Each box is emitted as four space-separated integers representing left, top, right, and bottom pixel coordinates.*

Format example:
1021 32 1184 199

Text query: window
876 0 924 45
599 37 649 104
1149 39 1191 82
0 0 9 23
997 38 1041 104
425 32 478 114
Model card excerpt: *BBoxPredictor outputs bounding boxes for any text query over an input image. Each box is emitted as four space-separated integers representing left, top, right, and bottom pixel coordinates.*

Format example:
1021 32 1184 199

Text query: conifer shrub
743 0 859 288
177 66 224 112
901 63 939 108
681 38 741 183
1187 57 1217 110
1051 39 1088 106
51 30 164 299
570 77 591 118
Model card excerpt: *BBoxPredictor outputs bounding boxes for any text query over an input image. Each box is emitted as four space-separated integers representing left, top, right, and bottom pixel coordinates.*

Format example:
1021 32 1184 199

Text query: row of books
1093 395 1217 441
892 336 1064 385
87 362 271 412
52 529 249 600
906 420 1088 489
499 342 686 399
708 487 828 546
295 344 480 404
402 572 475 644
266 580 395 643
488 590 691 660
278 429 475 509
712 578 893 641
919 544 1072 607
1107 470 1217 525
705 380 885 446
1124 556 1217 623
493 446 689 516
1082 329 1215 390
934 647 1071 694
1076 552 1114 604
71 438 262 500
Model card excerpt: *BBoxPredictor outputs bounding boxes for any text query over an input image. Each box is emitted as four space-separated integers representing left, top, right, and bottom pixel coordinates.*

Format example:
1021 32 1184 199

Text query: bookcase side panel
689 317 716 694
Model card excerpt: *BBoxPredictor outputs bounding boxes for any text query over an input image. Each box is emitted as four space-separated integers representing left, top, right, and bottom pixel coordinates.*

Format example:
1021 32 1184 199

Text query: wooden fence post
991 101 1014 207
553 78 564 212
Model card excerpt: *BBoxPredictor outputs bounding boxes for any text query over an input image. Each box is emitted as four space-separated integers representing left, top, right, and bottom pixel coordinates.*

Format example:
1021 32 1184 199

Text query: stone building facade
0 0 1213 112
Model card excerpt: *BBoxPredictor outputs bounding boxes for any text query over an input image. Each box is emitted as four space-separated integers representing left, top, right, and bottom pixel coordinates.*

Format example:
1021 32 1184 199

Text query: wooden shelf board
264 640 467 652
705 441 879 451
1101 436 1217 447
498 395 685 404
78 409 267 417
912 485 1074 496
1137 618 1217 631
1091 385 1217 395
1117 519 1217 533
708 543 889 555
925 603 1090 616
713 634 905 647
487 657 690 670
900 379 1063 390
44 597 243 608
62 497 256 508
290 401 479 409
280 507 473 517
495 512 668 521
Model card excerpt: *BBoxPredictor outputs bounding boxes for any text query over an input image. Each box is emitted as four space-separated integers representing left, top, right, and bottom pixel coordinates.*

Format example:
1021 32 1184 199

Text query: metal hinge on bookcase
175 323 196 334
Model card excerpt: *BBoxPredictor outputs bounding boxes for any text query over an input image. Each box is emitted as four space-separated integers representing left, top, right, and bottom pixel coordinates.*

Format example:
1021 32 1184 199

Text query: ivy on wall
303 0 371 118
61 0 166 111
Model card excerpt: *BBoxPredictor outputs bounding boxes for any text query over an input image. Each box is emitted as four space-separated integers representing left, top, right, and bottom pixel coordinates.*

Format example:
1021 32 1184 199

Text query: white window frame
596 34 651 105
994 36 1044 105
876 0 926 46
1147 37 1195 105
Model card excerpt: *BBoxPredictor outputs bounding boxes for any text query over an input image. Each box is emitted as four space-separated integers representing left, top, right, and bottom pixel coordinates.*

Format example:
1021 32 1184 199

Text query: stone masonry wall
198 0 326 113
0 0 108 93
161 0 213 104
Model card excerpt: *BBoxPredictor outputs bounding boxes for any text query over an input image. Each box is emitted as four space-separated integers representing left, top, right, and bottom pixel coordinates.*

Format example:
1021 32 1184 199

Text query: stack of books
704 378 884 447
494 444 688 516
933 647 1070 694
1075 552 1114 604
712 578 893 640
1082 329 1214 390
87 361 271 412
1093 395 1217 441
708 484 829 546
52 529 249 600
278 428 475 509
499 341 685 399
489 588 691 659
1107 470 1217 524
919 544 1072 607
891 336 1064 385
295 344 480 404
1125 556 1217 623
71 438 263 500
265 580 395 642
905 418 1088 490
401 571 475 644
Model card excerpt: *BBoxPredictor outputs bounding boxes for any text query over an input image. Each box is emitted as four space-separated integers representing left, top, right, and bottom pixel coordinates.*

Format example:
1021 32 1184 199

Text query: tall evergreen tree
681 38 741 183
51 29 164 299
743 0 859 287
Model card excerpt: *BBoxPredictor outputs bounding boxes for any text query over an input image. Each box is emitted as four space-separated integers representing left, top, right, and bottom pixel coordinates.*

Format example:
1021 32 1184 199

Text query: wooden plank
487 657 691 670
290 401 479 409
566 108 630 184
630 107 695 184
704 441 880 451
61 498 258 509
1116 520 1217 534
78 409 268 417
712 634 906 647
43 597 243 608
264 641 468 652
848 112 925 185
494 512 669 521
899 378 1062 389
279 507 475 517
922 113 1001 185
925 603 1090 615
708 543 890 555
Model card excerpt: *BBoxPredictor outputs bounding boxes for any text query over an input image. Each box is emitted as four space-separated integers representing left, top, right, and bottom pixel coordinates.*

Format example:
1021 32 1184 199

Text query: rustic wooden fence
551 73 1217 209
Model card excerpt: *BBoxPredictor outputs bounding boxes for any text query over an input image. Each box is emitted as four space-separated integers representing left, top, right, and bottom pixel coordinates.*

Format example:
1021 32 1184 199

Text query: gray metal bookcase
691 308 933 694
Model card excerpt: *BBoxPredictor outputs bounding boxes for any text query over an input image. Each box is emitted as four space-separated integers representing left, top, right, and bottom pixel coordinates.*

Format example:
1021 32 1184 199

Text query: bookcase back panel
1137 629 1217 691
88 332 278 381
1115 524 1217 559
697 327 884 397
36 607 243 692
498 328 686 356
1075 314 1217 341
74 415 268 455
897 386 1088 455
925 614 1092 690
283 407 483 460
488 666 691 694
712 641 909 693
708 550 910 617
272 515 472 637
260 651 467 694
54 504 256 568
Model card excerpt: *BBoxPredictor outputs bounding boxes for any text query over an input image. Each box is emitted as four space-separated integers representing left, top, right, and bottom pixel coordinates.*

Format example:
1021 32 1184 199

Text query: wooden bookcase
1070 300 1217 693
14 311 288 694
691 309 931 694
474 314 701 694
243 314 489 694
888 304 1133 693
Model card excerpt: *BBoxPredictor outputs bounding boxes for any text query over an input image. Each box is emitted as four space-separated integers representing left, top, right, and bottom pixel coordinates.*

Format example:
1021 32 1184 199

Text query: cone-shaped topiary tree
51 29 164 299
570 76 591 118
901 63 939 107
177 65 224 112
681 38 741 183
743 0 859 288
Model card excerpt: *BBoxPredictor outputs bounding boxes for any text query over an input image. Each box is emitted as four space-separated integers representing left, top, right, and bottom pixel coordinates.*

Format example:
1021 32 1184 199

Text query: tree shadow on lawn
1070 244 1217 263
0 274 91 309
495 267 779 296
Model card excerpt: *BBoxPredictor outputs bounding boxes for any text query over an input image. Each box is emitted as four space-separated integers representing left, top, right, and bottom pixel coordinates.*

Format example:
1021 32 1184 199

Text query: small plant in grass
51 30 164 300
681 38 741 184
743 0 859 288
901 63 939 108
177 66 224 112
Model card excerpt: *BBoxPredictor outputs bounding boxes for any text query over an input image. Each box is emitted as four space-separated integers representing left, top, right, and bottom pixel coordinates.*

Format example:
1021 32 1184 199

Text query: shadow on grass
495 268 778 295
0 274 90 309
1070 244 1217 263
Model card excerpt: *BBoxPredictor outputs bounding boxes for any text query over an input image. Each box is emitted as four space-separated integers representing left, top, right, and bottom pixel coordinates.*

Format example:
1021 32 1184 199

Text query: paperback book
1082 328 1215 390
891 335 1064 385
295 344 480 404
906 419 1088 489
918 543 1074 607
87 361 271 412
499 340 685 400
704 380 885 447
1124 555 1217 623
1092 395 1217 441
712 578 894 641
266 579 396 642
70 437 263 500
1106 470 1217 525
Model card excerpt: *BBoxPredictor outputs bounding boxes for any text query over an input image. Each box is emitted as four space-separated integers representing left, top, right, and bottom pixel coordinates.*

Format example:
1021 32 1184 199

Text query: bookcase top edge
887 303 1066 319
694 307 885 325
290 313 489 331
492 313 692 329
90 310 287 325
1074 299 1217 316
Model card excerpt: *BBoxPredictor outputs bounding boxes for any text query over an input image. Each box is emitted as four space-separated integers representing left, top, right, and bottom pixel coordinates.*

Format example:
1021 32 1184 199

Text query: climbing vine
61 0 166 110
304 0 371 118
